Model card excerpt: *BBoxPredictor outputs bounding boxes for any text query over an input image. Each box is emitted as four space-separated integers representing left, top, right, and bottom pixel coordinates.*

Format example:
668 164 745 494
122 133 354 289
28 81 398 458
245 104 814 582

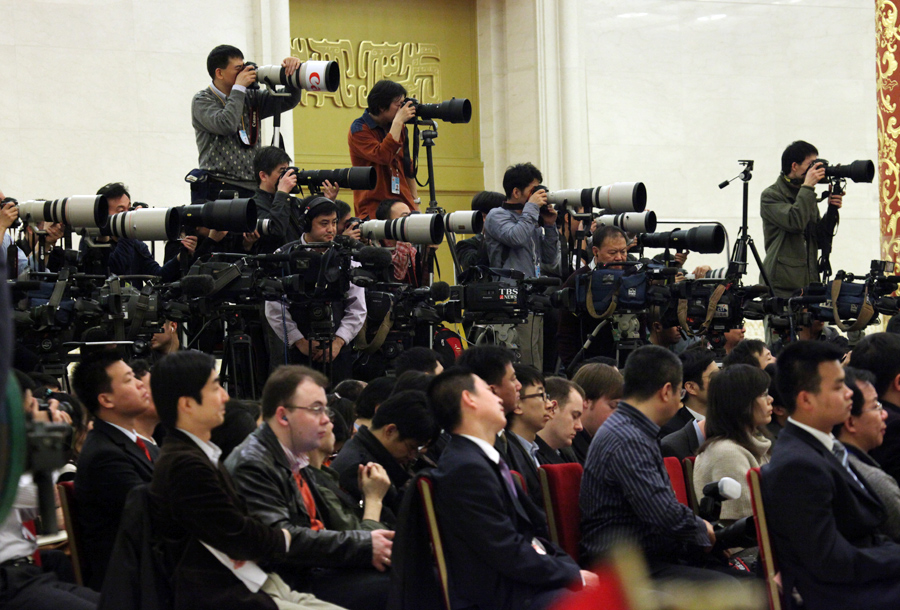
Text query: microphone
355 246 393 269
428 281 451 301
788 293 829 305
181 274 216 298
254 252 292 263
9 280 44 291
702 477 741 502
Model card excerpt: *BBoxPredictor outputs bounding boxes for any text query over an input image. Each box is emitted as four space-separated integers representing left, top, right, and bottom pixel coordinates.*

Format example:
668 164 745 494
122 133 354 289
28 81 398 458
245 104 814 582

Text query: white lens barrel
444 210 483 234
594 210 657 233
385 214 444 245
359 219 388 242
108 208 180 241
594 182 646 213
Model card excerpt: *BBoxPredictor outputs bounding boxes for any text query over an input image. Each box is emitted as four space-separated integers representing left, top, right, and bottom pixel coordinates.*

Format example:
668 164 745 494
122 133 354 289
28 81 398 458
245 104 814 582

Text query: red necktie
135 437 153 462
294 471 325 531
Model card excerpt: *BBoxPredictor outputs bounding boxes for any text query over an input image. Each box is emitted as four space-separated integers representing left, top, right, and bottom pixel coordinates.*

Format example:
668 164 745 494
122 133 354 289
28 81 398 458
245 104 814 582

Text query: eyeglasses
520 391 547 402
862 402 885 415
284 404 334 418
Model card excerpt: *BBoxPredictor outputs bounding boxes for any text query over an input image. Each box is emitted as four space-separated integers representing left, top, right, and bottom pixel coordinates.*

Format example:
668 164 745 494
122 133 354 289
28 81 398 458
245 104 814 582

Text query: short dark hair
130 358 152 380
393 370 433 395
513 364 544 391
371 390 438 444
723 339 767 369
327 394 356 440
356 376 397 419
253 146 292 184
471 191 505 217
334 200 352 221
29 372 61 390
367 80 407 115
545 376 584 404
207 44 244 79
211 399 260 460
298 195 338 228
375 198 405 221
394 347 442 376
572 363 623 401
261 365 329 420
701 364 771 455
151 351 216 430
333 379 366 403
622 345 682 402
781 140 818 175
97 182 130 201
832 367 878 436
680 350 717 388
427 367 477 433
71 351 124 416
775 340 845 414
848 332 900 396
502 163 543 199
457 346 515 387
592 225 627 250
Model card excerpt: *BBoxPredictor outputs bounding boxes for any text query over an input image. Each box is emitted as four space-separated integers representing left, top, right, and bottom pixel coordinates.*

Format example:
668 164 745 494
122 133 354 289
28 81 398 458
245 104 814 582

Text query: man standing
348 80 419 220
226 365 393 610
72 351 157 590
483 163 560 370
193 45 303 200
760 140 842 297
427 368 595 610
580 346 722 580
762 341 900 609
536 377 584 465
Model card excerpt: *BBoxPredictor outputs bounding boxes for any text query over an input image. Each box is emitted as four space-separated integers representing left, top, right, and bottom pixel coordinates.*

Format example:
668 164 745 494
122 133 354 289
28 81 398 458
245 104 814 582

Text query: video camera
447 266 561 325
403 97 472 124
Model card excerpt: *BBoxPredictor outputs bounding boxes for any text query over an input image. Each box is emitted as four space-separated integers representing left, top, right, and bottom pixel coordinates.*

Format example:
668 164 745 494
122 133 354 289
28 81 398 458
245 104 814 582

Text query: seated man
580 346 724 581
536 377 584 465
392 347 444 377
330 390 437 522
660 350 718 461
762 341 900 609
226 365 393 610
148 351 342 610
834 367 900 541
72 351 157 590
427 368 596 610
505 365 553 504
569 363 622 463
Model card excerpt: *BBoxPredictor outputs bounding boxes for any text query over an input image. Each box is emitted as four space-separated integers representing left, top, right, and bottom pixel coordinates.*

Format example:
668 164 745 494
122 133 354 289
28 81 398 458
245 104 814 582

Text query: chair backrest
663 456 689 507
747 467 782 610
21 519 42 566
417 476 451 610
682 456 699 515
510 470 526 495
57 481 84 586
538 463 584 560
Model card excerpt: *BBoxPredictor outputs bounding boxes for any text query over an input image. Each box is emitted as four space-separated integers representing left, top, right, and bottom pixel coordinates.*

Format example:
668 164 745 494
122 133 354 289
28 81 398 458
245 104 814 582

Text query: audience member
457 346 521 460
505 365 553 504
72 351 157 590
536 377 584 464
833 367 900 541
723 326 746 355
129 358 161 445
761 340 900 609
353 376 396 430
150 320 181 362
722 338 774 369
334 379 366 404
392 346 444 376
659 350 717 437
327 394 356 445
226 365 393 610
210 399 261 460
693 364 773 523
570 363 623 463
149 351 342 610
427 368 595 609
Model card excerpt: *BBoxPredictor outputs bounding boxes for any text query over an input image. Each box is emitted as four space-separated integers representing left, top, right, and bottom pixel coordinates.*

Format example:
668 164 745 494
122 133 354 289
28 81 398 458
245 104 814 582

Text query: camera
359 213 445 245
636 225 725 254
256 217 272 236
545 183 647 214
815 159 875 184
106 207 182 241
246 60 340 93
443 210 484 235
278 166 378 195
178 198 257 233
403 97 472 124
18 196 110 230
593 210 657 233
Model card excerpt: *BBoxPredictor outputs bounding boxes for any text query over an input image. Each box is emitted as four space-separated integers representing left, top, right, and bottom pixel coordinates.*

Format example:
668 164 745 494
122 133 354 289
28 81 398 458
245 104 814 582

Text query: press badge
239 129 251 145
531 538 547 555
391 174 400 194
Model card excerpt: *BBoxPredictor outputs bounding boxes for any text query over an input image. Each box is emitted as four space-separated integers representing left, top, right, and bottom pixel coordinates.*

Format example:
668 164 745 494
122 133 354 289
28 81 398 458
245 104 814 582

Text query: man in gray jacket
483 163 560 370
760 140 843 297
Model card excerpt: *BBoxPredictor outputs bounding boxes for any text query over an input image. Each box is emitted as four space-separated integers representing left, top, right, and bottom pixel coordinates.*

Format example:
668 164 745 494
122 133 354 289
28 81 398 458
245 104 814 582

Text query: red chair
510 470 527 495
682 456 699 514
57 481 86 586
417 476 451 610
747 467 782 610
538 463 584 560
21 520 42 566
663 456 689 507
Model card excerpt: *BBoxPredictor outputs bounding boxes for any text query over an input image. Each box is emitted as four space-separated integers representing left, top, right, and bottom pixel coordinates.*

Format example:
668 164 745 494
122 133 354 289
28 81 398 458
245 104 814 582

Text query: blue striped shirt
579 402 710 563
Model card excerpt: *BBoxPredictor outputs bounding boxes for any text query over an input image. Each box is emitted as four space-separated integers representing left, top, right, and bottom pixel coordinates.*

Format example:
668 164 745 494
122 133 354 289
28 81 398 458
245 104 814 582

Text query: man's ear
383 423 399 440
97 391 115 412
489 384 501 397
684 380 699 398
891 373 900 394
843 416 859 435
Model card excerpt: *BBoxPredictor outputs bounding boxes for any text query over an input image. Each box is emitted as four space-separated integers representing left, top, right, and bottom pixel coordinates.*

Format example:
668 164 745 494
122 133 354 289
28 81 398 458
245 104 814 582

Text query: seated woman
693 363 774 524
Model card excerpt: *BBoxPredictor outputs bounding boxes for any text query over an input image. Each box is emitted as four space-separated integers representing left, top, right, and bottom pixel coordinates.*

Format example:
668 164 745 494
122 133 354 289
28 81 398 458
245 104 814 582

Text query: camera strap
354 307 394 354
127 284 154 341
829 278 874 332
677 283 727 337
585 274 620 320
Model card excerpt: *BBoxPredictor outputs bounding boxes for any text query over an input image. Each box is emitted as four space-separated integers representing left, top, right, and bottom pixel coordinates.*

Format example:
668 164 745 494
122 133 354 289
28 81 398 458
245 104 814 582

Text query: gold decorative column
877 1 900 265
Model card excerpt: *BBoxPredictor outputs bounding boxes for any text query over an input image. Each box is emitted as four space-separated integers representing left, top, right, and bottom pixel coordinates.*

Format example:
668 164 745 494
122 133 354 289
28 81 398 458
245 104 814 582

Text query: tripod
718 160 772 292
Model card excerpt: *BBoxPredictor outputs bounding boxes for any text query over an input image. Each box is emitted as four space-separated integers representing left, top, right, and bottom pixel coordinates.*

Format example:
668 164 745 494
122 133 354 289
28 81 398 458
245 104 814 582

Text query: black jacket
658 406 695 439
660 419 703 461
505 431 544 506
570 429 592 464
224 422 373 582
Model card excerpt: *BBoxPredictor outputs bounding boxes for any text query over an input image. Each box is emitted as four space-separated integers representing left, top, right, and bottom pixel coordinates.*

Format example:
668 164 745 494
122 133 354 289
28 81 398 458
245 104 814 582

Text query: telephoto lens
637 225 725 254
179 198 257 233
359 213 445 245
547 183 647 214
255 60 340 92
107 207 182 241
443 211 484 234
18 196 110 229
593 210 657 233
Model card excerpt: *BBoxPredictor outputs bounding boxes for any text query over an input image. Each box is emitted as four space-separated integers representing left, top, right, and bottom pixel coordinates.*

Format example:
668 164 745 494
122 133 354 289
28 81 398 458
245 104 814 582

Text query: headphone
297 196 334 235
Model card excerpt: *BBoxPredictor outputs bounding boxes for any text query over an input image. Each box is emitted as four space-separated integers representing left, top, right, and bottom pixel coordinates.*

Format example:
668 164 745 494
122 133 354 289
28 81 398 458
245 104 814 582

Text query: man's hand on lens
181 235 198 254
342 225 362 241
541 205 558 225
235 64 257 88
393 101 417 127
209 229 229 242
0 202 18 232
322 180 340 202
44 223 64 246
828 193 843 208
281 57 301 77
528 187 548 207
242 230 261 252
803 162 826 188
277 169 297 194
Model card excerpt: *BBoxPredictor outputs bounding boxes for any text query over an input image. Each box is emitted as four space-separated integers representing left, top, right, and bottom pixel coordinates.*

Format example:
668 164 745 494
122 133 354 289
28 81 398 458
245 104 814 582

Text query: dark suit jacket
149 430 285 610
75 418 158 589
660 419 703 461
432 435 581 610
658 406 695 439
570 429 592 464
761 422 900 610
505 431 544 506
870 400 900 484
536 436 565 465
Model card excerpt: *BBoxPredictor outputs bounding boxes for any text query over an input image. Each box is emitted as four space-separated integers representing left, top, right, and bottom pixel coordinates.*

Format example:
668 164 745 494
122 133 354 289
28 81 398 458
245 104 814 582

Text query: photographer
761 140 842 297
457 190 504 271
264 196 366 383
0 193 28 275
192 45 303 200
348 80 419 221
484 163 560 370
251 146 339 252
374 198 425 286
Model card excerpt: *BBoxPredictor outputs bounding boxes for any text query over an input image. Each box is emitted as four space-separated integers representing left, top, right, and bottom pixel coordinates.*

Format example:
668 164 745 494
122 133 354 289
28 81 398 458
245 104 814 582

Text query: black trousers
0 564 100 610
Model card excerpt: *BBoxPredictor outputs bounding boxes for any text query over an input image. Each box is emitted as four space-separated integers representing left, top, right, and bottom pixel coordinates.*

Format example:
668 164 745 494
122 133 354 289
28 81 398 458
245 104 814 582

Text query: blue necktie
832 440 864 489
